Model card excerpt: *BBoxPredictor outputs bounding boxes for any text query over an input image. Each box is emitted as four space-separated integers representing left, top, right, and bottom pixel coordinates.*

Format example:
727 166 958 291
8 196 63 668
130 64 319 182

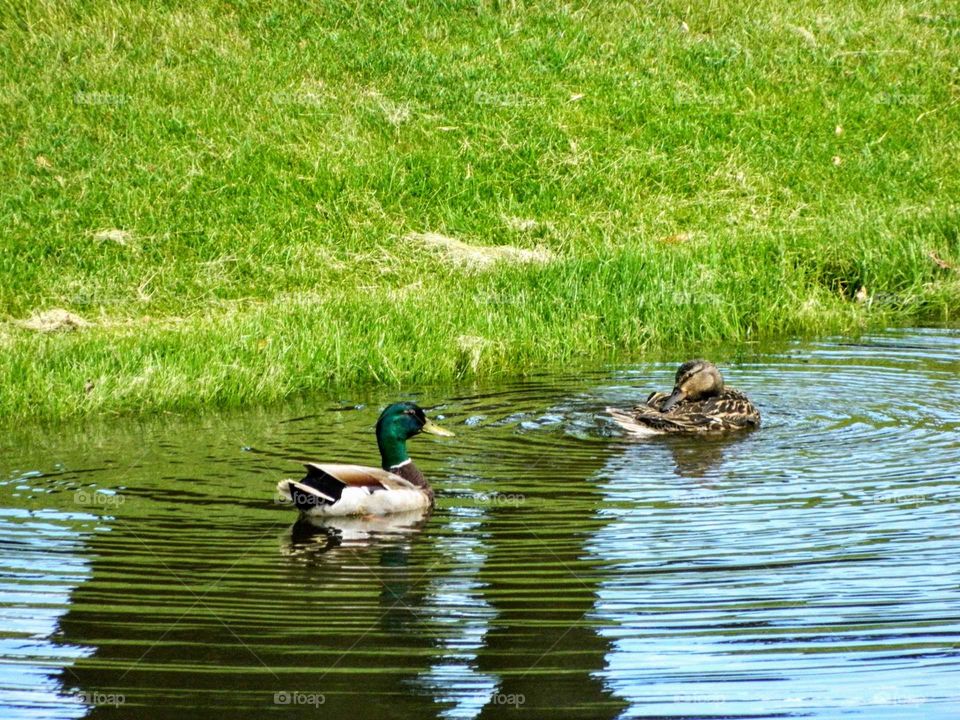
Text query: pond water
1 328 959 719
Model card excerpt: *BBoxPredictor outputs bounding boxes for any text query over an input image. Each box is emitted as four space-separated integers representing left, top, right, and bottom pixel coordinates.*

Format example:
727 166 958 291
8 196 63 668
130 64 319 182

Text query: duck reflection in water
605 413 756 481
275 506 445 715
280 508 431 560
663 432 752 479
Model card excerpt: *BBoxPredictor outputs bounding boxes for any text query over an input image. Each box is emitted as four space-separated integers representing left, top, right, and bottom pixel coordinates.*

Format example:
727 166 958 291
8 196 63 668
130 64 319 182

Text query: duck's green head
375 402 454 469
661 359 725 412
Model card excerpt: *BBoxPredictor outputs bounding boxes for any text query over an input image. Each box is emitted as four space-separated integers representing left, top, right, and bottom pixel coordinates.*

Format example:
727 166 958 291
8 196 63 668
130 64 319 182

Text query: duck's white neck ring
390 459 412 469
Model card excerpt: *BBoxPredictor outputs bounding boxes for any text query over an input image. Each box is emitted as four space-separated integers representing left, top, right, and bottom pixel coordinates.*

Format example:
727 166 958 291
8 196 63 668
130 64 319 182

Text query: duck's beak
422 419 455 437
660 389 686 413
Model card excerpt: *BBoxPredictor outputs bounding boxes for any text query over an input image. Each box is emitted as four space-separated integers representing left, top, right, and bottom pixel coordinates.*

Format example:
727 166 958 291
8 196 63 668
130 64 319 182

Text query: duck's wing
608 389 759 434
695 389 761 428
305 463 418 491
605 391 676 435
660 390 759 431
607 406 680 435
278 463 417 513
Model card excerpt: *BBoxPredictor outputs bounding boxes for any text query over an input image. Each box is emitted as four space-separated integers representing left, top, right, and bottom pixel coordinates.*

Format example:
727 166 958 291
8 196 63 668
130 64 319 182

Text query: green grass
1 0 958 423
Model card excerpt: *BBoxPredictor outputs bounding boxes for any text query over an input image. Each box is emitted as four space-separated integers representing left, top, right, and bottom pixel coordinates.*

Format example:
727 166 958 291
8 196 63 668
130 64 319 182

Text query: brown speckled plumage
608 359 760 435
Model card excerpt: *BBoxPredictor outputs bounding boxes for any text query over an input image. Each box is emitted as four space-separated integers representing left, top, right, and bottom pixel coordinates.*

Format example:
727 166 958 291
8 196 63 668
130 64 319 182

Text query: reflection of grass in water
1 1 959 422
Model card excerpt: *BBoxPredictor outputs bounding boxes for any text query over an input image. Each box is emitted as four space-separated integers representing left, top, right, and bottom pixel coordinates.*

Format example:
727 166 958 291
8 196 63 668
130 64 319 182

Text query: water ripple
0 329 958 718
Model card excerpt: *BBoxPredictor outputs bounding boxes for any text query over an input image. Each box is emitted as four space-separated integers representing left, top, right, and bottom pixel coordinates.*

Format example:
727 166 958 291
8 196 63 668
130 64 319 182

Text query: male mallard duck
607 359 760 435
276 402 454 517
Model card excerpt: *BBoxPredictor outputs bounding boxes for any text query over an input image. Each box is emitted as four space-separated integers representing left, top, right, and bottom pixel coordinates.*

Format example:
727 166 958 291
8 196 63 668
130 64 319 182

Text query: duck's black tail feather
278 466 347 513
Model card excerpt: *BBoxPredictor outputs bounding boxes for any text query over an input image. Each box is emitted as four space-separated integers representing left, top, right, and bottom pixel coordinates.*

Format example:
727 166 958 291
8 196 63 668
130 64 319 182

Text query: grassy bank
1 0 958 423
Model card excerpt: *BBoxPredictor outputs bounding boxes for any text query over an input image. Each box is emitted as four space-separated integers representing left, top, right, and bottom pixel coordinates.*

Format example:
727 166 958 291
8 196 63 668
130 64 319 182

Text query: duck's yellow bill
422 419 455 437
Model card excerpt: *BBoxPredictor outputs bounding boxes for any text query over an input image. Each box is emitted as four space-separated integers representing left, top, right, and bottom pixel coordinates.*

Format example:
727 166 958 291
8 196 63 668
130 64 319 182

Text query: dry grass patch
405 232 555 270
17 309 91 332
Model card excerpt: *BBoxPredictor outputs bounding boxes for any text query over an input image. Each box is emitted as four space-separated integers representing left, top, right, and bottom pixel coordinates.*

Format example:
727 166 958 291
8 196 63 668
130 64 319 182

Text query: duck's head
375 402 454 468
660 359 724 412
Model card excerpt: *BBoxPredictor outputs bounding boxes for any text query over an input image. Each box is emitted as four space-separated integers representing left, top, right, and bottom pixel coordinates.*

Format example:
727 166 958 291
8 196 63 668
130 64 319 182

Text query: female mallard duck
607 359 760 435
276 402 454 517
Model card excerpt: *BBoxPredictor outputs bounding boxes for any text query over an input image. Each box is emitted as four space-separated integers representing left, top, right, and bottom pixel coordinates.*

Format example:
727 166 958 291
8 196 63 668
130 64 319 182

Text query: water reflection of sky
589 342 960 718
1 329 958 719
0 509 93 720
415 506 498 719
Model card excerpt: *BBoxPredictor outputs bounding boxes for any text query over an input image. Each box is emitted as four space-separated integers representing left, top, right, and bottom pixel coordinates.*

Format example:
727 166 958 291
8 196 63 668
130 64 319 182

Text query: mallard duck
607 359 760 435
276 402 454 517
